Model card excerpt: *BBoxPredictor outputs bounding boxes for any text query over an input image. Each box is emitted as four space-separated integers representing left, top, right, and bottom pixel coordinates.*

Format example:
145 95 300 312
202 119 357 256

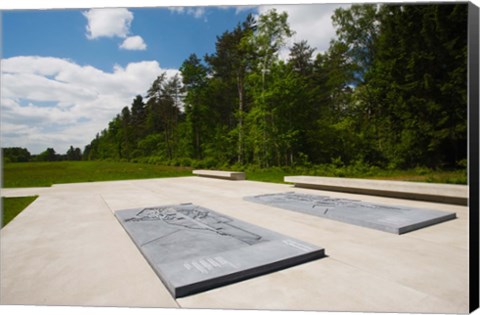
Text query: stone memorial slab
244 192 456 234
115 203 325 298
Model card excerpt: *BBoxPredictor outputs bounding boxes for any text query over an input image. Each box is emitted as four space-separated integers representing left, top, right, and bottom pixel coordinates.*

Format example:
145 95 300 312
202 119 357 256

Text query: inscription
183 256 239 274
282 239 312 252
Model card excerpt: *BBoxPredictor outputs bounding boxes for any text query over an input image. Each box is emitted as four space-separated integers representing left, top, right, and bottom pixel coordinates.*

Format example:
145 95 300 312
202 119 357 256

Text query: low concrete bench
193 170 246 180
284 176 468 205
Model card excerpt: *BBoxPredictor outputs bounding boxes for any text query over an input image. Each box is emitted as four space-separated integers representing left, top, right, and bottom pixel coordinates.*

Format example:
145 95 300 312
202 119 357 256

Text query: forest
81 4 468 171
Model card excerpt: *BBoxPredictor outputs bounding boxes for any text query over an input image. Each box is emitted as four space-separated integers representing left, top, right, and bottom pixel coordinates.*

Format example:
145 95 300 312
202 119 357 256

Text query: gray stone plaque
244 192 456 234
115 203 325 298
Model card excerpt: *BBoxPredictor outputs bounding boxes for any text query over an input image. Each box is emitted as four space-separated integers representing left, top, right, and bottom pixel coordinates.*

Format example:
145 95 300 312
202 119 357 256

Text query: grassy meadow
2 161 192 188
2 160 467 188
246 165 467 185
1 196 38 227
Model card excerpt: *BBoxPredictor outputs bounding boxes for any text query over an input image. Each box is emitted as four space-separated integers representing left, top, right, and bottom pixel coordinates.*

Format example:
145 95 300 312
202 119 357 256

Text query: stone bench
284 176 468 205
193 170 246 180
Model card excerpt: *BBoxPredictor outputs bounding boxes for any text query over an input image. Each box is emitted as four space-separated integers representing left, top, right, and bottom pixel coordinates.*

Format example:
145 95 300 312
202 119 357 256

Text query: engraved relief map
125 205 263 245
245 192 456 234
115 203 325 298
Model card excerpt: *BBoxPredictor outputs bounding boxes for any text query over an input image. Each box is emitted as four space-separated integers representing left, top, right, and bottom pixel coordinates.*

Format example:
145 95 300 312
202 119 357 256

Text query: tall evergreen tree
367 4 468 167
130 95 147 141
289 40 315 76
145 73 183 160
205 14 256 164
180 53 210 159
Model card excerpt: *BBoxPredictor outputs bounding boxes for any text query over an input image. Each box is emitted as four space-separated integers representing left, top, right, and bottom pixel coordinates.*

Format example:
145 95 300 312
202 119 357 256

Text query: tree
288 40 315 76
146 73 167 134
205 14 256 164
2 147 31 162
328 3 468 168
285 40 322 164
245 9 294 167
332 4 381 83
367 4 468 167
145 72 183 160
180 53 209 159
130 95 147 141
37 148 57 162
66 146 82 161
120 106 134 159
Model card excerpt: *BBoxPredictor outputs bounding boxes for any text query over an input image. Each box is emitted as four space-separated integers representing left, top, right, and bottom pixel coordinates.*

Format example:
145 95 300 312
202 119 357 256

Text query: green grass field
2 161 467 188
2 161 192 188
245 166 467 185
2 196 38 227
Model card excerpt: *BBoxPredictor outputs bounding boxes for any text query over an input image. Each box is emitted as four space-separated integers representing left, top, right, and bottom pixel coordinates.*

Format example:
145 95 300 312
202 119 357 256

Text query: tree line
7 4 469 170
2 146 83 163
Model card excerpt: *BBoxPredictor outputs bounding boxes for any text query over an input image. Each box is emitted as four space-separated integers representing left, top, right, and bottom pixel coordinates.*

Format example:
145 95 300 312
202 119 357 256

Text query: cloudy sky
1 1 349 154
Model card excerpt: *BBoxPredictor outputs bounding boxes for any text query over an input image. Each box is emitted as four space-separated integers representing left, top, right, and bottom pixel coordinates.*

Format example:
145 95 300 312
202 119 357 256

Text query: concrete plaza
0 177 469 313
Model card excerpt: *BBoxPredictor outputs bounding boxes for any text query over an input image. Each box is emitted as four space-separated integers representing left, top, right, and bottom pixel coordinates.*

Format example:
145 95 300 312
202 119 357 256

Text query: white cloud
234 5 257 14
189 7 206 19
1 56 179 154
83 8 148 51
258 4 350 59
119 35 147 50
168 6 206 19
83 8 133 39
168 7 185 14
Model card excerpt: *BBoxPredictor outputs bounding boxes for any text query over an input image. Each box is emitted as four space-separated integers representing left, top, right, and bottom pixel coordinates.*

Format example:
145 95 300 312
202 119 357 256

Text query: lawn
2 161 467 189
2 196 38 227
2 161 192 188
245 166 467 185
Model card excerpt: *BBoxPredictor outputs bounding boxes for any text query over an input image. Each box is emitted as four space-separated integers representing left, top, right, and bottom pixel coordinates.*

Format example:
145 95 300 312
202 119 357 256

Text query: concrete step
193 170 246 180
284 176 468 205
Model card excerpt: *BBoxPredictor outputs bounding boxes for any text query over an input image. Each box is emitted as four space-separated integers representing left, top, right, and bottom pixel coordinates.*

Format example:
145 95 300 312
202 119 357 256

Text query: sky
0 0 352 155
1 0 466 155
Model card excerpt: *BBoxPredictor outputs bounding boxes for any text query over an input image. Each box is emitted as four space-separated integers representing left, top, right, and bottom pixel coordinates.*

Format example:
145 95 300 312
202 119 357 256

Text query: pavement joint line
99 193 115 214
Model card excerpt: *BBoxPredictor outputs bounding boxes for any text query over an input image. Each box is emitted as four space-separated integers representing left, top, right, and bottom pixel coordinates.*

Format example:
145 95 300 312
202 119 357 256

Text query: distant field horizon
1 160 467 188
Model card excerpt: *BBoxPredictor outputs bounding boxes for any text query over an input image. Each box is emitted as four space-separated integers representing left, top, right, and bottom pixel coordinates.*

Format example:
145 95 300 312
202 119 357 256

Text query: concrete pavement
0 177 469 313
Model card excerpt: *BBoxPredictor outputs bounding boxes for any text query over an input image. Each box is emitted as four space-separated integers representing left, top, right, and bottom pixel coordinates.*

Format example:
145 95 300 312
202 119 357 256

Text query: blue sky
3 7 257 71
1 3 345 154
